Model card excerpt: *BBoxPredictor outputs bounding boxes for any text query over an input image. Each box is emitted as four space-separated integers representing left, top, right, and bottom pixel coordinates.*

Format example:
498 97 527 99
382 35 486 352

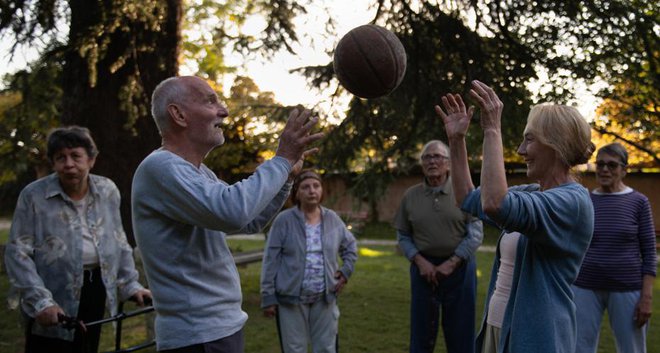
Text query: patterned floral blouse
4 173 145 341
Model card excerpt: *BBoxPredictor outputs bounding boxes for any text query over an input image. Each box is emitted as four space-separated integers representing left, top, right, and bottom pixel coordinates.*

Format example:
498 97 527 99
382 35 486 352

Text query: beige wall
322 173 660 228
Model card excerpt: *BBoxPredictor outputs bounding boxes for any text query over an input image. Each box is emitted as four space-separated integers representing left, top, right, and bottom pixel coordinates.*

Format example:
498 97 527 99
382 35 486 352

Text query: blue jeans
409 255 477 353
573 285 648 353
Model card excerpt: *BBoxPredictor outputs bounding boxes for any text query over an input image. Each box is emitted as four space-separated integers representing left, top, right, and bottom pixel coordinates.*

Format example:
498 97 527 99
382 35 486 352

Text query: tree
300 1 536 217
317 0 659 167
0 0 312 238
592 78 659 167
0 57 62 183
1 0 180 238
592 74 659 166
0 56 63 213
473 0 659 165
297 0 658 215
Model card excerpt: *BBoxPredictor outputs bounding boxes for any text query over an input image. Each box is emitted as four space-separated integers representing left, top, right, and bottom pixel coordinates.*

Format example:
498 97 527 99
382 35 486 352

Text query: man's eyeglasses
421 154 449 162
595 161 625 170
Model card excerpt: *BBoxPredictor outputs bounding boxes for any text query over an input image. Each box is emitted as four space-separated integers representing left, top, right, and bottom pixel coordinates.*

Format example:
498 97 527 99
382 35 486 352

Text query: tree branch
592 126 660 166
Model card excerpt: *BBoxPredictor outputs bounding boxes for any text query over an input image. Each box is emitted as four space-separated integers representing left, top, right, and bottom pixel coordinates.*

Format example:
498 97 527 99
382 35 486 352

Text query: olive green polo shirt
394 177 469 258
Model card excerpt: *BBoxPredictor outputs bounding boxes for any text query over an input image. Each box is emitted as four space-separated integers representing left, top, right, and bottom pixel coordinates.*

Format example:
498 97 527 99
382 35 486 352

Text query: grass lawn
0 229 8 244
0 224 658 352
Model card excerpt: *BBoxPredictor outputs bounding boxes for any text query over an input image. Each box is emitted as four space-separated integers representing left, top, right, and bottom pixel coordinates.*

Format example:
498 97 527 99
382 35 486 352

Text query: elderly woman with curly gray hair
5 126 151 353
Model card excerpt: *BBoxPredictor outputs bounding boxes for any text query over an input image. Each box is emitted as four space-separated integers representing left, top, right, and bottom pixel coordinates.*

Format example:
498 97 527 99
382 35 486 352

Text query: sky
0 42 40 82
1 1 603 120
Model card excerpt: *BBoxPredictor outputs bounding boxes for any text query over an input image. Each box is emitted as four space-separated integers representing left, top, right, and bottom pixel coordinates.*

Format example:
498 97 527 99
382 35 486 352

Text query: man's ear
167 104 188 127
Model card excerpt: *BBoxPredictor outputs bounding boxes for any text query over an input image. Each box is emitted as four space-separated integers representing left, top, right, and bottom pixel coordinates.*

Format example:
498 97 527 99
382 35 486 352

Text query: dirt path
0 218 10 231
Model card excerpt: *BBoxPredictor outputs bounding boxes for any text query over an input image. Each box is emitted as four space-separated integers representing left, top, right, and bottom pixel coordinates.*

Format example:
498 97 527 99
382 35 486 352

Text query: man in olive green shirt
395 140 483 353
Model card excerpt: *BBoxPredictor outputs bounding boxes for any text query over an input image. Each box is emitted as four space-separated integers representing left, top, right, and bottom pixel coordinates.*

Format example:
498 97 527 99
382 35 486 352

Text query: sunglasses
595 161 625 170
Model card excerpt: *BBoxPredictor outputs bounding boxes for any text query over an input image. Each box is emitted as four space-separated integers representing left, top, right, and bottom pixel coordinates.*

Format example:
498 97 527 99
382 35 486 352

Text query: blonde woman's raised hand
434 93 474 141
468 80 503 131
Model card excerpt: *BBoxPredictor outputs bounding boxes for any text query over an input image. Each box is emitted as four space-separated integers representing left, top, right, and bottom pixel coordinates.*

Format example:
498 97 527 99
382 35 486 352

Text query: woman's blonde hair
524 104 595 167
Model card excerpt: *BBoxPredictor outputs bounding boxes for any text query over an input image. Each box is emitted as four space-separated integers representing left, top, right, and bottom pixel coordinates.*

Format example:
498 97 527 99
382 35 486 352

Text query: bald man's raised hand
275 108 324 167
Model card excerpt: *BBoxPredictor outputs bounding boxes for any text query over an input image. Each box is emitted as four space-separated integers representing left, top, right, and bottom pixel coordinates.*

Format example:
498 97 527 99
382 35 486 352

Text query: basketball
333 24 407 99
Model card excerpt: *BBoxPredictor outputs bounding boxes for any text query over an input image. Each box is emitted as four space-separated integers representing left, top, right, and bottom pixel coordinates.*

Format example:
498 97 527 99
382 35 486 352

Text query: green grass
240 243 408 352
0 229 8 244
238 242 495 352
0 226 658 353
358 221 397 240
227 236 268 253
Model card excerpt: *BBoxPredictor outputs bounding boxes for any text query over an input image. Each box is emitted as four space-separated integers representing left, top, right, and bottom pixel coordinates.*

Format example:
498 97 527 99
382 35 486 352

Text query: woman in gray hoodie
260 170 358 353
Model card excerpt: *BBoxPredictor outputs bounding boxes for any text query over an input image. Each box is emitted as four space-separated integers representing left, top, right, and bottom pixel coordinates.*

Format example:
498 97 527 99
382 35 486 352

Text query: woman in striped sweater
573 142 657 353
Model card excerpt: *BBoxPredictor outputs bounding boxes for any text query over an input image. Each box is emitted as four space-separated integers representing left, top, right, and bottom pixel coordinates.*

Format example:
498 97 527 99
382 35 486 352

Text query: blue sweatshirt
464 182 594 353
131 149 292 350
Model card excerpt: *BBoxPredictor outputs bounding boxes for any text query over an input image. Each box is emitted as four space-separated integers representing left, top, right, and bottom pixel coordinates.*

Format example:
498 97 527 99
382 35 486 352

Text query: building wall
322 173 660 228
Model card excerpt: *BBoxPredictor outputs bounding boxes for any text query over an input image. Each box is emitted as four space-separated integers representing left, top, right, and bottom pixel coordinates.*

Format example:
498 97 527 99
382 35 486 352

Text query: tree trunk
61 0 181 244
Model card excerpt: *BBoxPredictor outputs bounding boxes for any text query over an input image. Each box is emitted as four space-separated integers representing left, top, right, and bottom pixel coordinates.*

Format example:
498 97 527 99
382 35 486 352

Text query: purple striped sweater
574 188 657 291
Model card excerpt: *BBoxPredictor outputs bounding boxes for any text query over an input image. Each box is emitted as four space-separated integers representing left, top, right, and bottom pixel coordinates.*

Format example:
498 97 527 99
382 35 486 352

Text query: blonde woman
435 80 595 353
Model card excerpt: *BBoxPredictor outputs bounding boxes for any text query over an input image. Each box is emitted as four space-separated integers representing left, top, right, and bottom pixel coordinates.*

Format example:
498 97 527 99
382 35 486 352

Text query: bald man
132 76 322 352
